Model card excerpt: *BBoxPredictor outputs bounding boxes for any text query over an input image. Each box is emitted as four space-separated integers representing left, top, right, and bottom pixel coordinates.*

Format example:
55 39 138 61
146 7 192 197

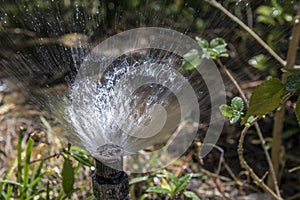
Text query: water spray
54 27 226 199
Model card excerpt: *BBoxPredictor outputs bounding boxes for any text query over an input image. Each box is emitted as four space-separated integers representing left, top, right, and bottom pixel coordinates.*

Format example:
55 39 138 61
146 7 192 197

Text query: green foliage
129 175 150 185
183 191 201 200
256 0 292 26
0 128 53 200
285 75 300 92
182 36 228 70
144 170 199 199
61 157 75 195
182 49 202 70
65 146 94 167
281 68 300 75
245 78 284 120
219 97 244 124
0 127 93 200
196 37 229 60
248 54 269 70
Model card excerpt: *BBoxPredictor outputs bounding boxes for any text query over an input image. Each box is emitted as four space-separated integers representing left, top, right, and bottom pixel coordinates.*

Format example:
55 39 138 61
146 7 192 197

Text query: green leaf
231 97 244 112
164 170 179 185
183 191 200 200
174 174 192 194
245 78 284 120
281 68 300 75
285 75 300 92
257 5 273 16
229 115 240 124
69 150 93 167
295 95 300 127
5 185 13 200
219 104 233 118
17 128 23 186
0 180 24 187
129 175 149 185
195 37 209 48
209 37 228 59
182 49 202 70
23 138 34 190
210 37 227 48
248 54 269 70
146 187 171 195
62 157 74 194
161 178 172 192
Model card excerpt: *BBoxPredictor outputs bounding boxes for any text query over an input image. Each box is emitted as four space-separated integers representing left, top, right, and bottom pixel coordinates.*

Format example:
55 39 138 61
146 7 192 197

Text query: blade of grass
0 180 24 187
21 138 34 199
5 185 13 200
46 182 50 200
17 128 24 199
25 190 45 200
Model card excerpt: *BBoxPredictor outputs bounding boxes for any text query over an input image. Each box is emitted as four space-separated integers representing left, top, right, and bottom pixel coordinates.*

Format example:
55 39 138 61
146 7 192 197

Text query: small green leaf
229 115 240 124
129 176 149 185
146 187 171 195
248 54 269 70
62 157 74 194
183 191 200 200
231 97 244 112
219 104 233 118
295 95 300 127
210 37 227 48
161 178 172 192
245 78 284 120
257 5 273 16
164 170 179 185
182 49 202 70
209 37 228 59
174 174 192 194
195 37 209 48
69 150 93 167
285 75 300 92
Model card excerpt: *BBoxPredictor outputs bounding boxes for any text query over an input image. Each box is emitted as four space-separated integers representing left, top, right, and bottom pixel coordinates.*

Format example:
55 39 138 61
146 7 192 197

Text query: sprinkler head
96 143 124 164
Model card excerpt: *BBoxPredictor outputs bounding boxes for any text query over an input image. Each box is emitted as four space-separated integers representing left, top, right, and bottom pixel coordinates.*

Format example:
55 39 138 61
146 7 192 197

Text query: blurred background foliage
0 0 299 81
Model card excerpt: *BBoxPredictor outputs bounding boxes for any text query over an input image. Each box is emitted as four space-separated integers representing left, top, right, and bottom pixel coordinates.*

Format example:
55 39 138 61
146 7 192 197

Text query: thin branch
288 165 300 173
206 0 286 66
216 59 281 196
30 153 61 164
216 59 248 106
238 118 282 200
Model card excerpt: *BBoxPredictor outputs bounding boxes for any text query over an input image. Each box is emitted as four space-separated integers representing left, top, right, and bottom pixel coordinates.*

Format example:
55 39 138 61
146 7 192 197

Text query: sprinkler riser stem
92 159 129 200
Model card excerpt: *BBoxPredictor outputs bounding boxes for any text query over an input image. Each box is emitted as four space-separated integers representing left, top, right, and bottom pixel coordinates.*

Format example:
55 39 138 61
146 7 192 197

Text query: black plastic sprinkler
92 144 129 200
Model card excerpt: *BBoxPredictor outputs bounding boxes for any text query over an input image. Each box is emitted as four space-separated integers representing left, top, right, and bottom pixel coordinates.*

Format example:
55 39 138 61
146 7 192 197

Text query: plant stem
217 59 281 196
238 119 282 200
206 0 286 66
268 6 300 190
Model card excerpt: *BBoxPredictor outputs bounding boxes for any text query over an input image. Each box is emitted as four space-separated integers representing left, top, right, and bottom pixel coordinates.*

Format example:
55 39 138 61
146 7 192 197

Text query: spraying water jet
53 27 226 199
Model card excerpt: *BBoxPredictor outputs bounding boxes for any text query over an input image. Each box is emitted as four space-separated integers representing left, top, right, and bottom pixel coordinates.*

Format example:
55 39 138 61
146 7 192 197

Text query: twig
30 153 61 164
269 4 300 190
288 165 300 173
238 118 282 200
216 59 248 106
206 0 286 66
216 59 281 196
